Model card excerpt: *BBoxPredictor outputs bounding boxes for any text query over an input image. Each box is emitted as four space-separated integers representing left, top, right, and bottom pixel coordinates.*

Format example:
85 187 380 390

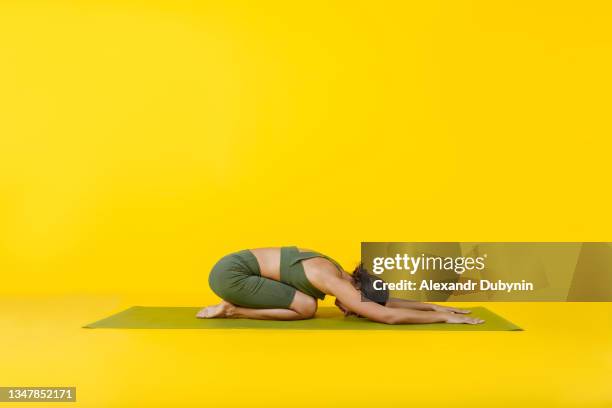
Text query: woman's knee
290 291 318 318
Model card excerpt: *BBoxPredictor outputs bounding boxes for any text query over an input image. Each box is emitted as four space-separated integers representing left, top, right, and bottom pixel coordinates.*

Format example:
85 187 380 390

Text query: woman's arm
327 278 483 325
386 298 471 314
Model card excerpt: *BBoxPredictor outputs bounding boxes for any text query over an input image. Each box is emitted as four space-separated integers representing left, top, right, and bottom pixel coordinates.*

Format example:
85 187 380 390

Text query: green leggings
208 250 297 309
208 247 335 309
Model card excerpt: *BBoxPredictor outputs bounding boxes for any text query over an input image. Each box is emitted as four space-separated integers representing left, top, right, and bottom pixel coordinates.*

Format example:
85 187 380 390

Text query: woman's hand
432 305 471 314
443 313 485 324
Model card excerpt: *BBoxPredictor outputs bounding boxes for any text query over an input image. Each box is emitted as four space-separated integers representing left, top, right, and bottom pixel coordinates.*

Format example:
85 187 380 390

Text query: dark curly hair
351 262 389 306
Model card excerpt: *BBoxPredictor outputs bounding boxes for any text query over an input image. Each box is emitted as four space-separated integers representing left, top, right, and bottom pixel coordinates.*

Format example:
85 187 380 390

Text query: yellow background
2 0 612 297
1 1 611 407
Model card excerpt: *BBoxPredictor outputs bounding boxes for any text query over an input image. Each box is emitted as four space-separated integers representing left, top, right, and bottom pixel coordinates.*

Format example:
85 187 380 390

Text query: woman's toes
195 302 235 319
195 307 210 318
207 305 224 318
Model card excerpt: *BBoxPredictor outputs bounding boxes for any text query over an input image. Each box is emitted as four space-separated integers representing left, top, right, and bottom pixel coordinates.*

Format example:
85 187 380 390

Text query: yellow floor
1 295 610 408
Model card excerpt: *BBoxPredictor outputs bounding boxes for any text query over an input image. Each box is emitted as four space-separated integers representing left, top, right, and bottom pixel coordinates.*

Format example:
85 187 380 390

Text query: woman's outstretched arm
327 278 483 325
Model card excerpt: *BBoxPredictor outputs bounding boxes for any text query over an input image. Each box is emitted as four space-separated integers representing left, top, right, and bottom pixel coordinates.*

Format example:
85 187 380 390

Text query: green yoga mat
84 306 522 331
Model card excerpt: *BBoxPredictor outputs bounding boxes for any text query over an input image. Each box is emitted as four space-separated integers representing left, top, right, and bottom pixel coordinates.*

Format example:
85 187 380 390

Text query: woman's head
335 262 389 316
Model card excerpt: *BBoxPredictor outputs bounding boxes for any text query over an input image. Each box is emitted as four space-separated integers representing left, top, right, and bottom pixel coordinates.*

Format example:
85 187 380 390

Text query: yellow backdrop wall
1 1 611 296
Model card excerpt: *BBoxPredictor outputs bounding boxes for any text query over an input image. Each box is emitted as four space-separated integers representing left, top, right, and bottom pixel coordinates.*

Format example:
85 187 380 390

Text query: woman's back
249 247 343 284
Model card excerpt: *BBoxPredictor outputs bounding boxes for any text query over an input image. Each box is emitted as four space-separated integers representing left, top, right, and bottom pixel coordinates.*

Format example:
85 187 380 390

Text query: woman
197 246 484 325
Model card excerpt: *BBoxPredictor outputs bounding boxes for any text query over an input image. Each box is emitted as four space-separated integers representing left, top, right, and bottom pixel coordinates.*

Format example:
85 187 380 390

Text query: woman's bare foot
196 301 235 319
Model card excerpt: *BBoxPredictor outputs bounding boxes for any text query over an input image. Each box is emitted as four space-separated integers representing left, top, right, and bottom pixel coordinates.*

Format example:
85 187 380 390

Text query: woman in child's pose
197 246 484 325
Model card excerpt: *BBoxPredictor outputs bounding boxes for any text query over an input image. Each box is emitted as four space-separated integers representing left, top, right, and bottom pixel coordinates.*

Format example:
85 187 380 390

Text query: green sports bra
279 246 343 300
